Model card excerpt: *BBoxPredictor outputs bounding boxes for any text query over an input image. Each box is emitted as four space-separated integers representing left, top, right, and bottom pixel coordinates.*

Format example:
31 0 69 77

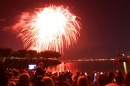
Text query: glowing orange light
18 5 81 53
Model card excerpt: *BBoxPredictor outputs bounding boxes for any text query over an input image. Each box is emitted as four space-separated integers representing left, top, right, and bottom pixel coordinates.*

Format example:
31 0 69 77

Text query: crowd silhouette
0 61 130 86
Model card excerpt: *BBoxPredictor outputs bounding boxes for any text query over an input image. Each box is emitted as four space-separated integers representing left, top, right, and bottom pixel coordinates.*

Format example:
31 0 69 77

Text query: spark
18 5 81 53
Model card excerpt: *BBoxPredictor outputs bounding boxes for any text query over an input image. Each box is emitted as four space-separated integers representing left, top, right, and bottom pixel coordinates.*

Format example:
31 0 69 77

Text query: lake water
47 61 130 75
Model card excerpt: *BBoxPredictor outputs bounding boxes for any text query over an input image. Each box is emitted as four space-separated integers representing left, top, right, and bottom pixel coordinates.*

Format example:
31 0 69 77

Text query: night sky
0 0 130 59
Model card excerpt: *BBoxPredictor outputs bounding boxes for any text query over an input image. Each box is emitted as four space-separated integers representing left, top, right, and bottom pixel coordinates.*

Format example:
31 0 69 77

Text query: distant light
123 62 127 74
122 54 125 56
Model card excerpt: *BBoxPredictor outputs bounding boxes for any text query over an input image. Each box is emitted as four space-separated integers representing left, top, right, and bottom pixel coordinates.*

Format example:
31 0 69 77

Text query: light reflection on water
47 61 130 75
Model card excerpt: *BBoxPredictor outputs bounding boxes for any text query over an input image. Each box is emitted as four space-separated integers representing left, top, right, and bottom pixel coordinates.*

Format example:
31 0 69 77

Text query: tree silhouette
26 50 37 59
11 51 20 58
40 50 61 59
52 51 61 58
17 49 27 58
36 52 41 59
0 47 12 63
0 47 62 67
0 48 12 57
41 51 51 58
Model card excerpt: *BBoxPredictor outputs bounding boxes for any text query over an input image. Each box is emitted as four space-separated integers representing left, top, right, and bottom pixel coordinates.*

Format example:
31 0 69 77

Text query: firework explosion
18 5 81 53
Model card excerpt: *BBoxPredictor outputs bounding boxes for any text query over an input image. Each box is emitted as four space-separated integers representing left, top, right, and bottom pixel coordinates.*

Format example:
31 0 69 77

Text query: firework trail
18 5 81 53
